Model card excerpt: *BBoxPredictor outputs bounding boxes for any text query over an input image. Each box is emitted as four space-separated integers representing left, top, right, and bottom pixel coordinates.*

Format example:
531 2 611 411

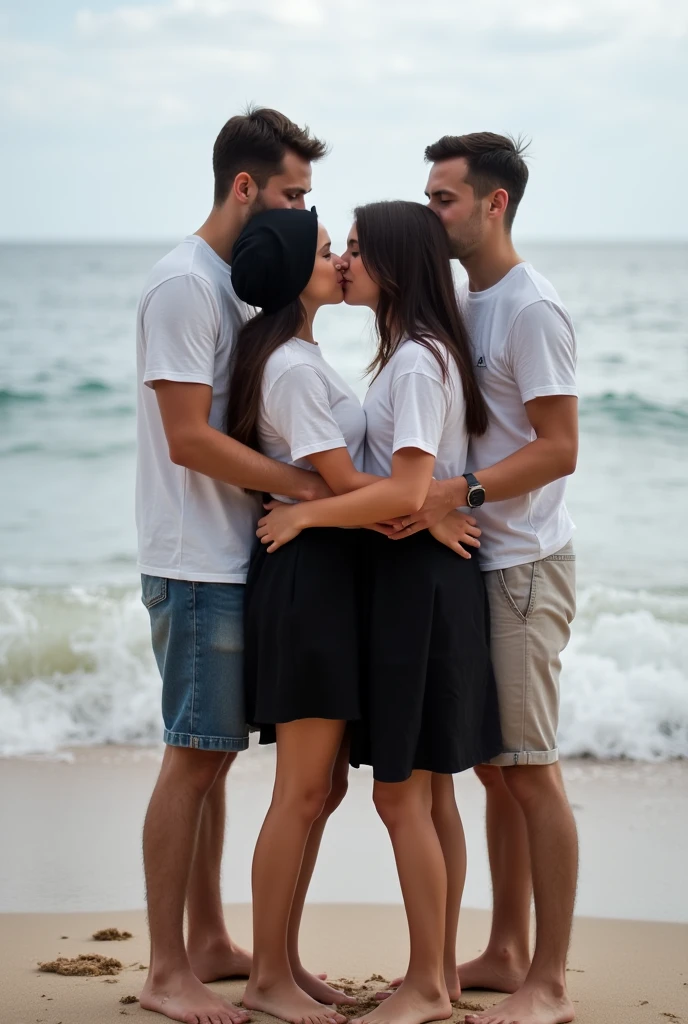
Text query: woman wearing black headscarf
228 208 371 1024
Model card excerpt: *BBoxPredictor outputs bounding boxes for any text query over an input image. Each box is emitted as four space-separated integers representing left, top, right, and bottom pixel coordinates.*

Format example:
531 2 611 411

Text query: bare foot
188 938 252 984
352 982 452 1024
458 949 530 993
376 968 459 1004
465 981 575 1024
242 976 347 1024
291 965 359 1006
140 969 250 1024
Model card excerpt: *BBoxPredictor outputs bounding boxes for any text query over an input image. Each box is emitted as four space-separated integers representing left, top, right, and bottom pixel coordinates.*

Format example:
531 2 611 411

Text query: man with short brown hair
136 107 350 1024
383 133 579 1024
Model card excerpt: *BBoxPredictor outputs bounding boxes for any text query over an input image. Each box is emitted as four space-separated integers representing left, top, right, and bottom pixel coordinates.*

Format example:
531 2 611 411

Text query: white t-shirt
364 339 468 479
259 338 366 501
135 235 261 584
460 262 578 572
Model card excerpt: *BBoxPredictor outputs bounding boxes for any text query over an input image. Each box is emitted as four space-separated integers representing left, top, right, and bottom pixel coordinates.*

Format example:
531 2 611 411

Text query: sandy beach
2 748 687 1024
2 904 688 1024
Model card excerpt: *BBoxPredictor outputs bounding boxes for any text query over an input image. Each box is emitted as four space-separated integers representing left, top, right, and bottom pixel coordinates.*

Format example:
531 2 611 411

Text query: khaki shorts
483 540 576 766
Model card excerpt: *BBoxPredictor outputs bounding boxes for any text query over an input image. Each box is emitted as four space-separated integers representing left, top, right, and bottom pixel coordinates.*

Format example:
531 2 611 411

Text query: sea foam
1 583 687 760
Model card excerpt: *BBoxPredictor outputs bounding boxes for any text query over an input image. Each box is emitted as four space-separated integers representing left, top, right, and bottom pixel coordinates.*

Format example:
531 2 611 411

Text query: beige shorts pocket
497 562 537 620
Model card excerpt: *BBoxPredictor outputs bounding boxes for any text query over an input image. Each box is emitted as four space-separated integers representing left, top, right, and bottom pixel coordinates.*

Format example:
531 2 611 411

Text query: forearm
170 426 323 500
326 470 383 496
298 476 427 530
442 437 578 507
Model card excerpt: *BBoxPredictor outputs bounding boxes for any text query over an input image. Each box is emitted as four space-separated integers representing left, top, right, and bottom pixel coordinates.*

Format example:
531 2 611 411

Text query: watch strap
463 472 481 488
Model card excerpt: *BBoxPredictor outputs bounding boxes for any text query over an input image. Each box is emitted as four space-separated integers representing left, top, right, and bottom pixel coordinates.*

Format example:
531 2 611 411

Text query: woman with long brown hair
256 200 502 1024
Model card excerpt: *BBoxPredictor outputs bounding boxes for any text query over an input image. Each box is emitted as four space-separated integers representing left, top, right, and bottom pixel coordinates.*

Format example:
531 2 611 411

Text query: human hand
427 510 481 558
256 503 307 552
300 473 333 502
386 478 465 539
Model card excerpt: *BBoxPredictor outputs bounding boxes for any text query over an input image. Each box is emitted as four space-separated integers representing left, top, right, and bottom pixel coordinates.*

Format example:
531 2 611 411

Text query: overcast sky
2 0 687 242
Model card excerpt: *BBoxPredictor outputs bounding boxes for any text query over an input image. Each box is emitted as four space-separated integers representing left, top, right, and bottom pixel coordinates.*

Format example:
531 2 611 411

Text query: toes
183 1014 201 1024
375 991 392 1001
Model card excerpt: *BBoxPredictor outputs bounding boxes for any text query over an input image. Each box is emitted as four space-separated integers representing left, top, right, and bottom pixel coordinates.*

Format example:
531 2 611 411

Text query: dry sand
2 904 687 1024
2 748 687 921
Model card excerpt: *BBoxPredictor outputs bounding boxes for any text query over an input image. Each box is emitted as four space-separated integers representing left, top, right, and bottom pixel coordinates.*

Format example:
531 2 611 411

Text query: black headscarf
231 207 319 315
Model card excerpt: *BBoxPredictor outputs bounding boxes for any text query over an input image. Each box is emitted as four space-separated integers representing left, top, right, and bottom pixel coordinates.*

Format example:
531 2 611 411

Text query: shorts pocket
497 562 537 620
141 575 168 610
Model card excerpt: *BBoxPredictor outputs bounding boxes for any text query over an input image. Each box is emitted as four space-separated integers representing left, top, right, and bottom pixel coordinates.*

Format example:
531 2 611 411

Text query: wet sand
2 746 687 920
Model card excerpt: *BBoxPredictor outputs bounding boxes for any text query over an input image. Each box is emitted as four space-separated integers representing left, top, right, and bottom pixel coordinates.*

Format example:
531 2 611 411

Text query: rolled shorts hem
163 730 249 752
488 747 560 767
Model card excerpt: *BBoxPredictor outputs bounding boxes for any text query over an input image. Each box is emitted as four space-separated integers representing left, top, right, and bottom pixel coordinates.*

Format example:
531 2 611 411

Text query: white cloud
1 0 687 239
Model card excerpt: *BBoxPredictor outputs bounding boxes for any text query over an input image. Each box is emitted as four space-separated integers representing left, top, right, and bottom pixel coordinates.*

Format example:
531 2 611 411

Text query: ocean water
0 242 687 759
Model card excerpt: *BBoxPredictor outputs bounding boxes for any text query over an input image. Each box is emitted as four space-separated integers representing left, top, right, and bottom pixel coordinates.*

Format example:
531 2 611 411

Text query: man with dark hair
135 107 350 1024
383 133 579 1024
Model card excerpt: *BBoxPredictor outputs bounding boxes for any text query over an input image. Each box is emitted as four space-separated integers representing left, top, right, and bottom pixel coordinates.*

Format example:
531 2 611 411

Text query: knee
373 783 414 830
474 763 504 789
277 781 333 823
501 764 562 807
161 747 229 796
322 768 349 816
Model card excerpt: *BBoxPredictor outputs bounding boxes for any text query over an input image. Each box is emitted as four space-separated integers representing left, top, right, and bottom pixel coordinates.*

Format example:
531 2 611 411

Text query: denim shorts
141 575 249 752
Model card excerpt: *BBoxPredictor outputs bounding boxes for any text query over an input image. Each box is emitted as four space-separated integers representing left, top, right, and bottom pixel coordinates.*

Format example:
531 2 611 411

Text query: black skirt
350 530 502 783
244 527 362 744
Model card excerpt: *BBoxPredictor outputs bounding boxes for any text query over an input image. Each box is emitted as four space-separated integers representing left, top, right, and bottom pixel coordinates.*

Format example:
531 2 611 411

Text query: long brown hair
225 299 304 450
356 200 488 436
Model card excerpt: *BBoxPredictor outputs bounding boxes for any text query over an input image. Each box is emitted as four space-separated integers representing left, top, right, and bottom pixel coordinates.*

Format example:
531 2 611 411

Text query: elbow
562 445 578 477
396 487 428 517
167 434 197 468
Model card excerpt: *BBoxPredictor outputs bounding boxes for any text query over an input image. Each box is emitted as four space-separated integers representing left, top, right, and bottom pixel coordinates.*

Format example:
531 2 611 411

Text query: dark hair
355 200 488 436
425 132 529 231
213 106 327 206
225 301 305 451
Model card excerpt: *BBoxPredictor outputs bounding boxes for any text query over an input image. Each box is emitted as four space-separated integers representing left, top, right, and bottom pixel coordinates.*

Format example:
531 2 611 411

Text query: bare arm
153 380 330 501
305 447 381 495
256 448 435 551
390 395 579 536
446 394 578 506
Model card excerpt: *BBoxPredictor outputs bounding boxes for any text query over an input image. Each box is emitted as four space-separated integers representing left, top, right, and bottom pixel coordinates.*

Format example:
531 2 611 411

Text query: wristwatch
463 472 486 508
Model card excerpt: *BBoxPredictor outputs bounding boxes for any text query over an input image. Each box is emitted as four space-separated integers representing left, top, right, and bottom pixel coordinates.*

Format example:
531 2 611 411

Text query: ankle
404 971 448 1002
186 923 232 951
485 941 531 966
248 965 293 992
526 974 568 999
146 957 193 985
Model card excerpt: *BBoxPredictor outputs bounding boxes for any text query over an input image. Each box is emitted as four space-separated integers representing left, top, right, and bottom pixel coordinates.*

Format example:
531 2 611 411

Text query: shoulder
141 240 223 316
506 265 572 332
389 339 447 383
263 341 327 394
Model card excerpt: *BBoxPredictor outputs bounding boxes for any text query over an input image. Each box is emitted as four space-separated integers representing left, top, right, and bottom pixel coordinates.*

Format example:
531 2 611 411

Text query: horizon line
1 236 687 247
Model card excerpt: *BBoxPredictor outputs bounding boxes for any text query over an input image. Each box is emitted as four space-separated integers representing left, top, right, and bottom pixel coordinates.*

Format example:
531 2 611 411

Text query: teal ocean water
1 242 687 758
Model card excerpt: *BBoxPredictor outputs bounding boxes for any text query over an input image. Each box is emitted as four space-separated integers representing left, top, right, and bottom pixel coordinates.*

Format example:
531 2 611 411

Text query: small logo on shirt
476 355 487 368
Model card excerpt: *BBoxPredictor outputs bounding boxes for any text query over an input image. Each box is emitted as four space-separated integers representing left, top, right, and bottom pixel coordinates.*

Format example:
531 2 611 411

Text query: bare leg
376 774 466 1003
351 771 452 1024
466 763 577 1024
242 719 347 1024
458 764 532 993
139 746 249 1024
431 774 466 1001
186 753 252 984
287 740 357 1006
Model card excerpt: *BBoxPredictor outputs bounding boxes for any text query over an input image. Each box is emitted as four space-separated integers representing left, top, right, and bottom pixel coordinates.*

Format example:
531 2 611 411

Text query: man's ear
489 188 509 220
232 172 253 205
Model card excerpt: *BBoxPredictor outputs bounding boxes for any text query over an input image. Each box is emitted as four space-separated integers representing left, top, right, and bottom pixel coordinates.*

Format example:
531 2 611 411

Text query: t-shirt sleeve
141 275 220 388
264 364 347 462
391 370 449 457
508 300 578 404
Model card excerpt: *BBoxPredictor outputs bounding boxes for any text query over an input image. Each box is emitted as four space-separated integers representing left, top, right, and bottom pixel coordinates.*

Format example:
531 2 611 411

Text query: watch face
469 488 486 507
